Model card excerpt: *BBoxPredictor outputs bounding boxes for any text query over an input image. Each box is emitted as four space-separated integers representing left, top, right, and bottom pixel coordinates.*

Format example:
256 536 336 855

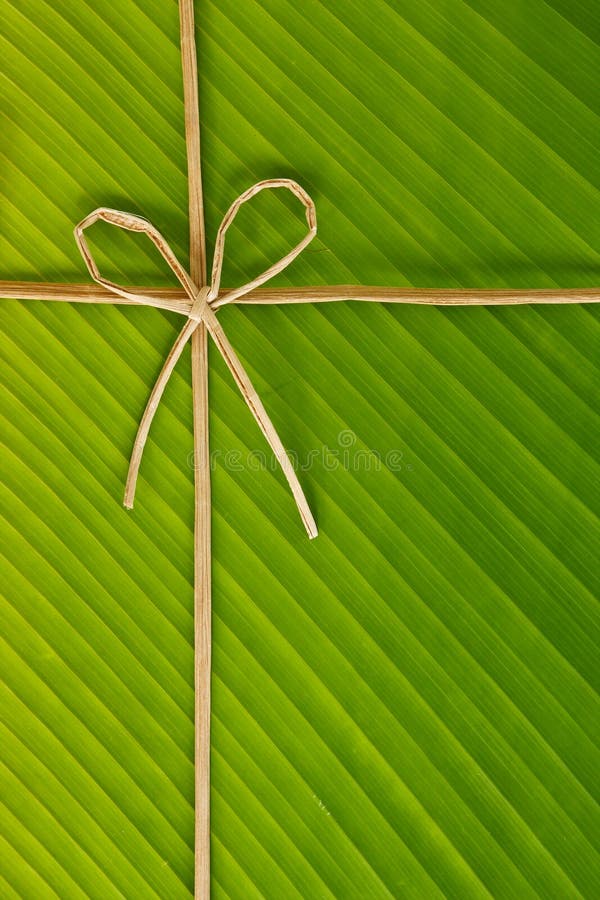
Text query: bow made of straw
74 178 318 539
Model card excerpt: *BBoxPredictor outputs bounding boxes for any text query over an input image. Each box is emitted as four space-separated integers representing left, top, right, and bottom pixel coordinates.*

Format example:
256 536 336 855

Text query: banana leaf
1 0 599 896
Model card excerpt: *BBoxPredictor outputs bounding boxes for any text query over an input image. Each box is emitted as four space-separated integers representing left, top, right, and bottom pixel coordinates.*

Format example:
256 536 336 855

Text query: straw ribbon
74 178 318 538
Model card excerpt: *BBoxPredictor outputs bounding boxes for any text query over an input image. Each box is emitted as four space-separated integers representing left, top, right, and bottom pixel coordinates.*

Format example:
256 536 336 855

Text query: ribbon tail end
302 509 318 540
123 476 136 510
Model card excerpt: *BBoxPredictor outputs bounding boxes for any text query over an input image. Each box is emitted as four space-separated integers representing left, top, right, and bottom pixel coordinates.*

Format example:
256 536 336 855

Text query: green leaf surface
1 0 599 896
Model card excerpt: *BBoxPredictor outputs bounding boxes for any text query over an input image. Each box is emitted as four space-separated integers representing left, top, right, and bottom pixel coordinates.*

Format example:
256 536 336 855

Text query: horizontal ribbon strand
3 281 598 308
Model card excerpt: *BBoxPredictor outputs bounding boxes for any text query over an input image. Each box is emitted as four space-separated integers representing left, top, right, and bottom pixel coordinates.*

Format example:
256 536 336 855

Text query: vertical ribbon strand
179 1 211 897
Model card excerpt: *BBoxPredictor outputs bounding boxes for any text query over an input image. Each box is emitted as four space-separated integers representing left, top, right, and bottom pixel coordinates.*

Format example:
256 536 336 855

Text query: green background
1 0 599 896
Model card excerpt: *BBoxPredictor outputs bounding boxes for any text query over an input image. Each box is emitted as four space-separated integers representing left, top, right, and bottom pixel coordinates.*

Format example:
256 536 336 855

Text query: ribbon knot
74 179 318 538
188 286 211 323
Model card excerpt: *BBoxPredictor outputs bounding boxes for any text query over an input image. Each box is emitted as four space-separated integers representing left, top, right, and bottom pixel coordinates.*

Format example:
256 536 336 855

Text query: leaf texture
1 0 599 896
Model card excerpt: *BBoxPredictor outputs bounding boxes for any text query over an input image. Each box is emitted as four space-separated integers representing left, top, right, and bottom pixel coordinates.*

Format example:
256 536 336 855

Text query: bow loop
74 206 200 309
210 179 317 308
